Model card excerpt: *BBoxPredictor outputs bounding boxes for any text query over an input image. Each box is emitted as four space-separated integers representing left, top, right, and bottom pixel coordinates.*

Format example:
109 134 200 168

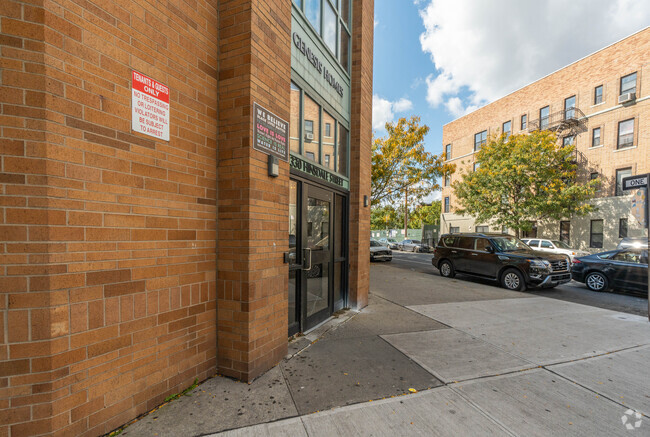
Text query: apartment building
441 28 649 251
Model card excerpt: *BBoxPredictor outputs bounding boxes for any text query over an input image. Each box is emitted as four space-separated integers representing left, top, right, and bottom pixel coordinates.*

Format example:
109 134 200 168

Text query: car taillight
572 259 581 264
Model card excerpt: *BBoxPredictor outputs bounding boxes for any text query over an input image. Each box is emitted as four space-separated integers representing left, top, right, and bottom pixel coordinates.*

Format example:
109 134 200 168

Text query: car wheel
585 272 608 292
439 260 455 278
501 268 526 291
412 246 418 253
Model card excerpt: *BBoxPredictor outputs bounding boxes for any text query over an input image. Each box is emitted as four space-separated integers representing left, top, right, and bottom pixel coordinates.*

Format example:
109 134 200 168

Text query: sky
372 0 650 183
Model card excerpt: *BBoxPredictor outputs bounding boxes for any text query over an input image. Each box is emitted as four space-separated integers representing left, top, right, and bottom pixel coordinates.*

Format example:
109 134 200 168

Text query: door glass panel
306 196 330 318
334 194 345 259
334 261 343 305
289 180 299 265
474 238 490 251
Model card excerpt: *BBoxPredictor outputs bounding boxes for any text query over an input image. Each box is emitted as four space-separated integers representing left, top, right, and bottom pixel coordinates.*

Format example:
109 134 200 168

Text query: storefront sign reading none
132 71 170 141
253 103 289 161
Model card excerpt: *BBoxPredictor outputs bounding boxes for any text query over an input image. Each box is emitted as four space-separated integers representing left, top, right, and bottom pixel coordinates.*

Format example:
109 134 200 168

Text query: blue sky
372 0 650 162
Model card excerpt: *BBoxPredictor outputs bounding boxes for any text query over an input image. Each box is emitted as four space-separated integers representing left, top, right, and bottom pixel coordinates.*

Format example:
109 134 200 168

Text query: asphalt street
385 250 649 318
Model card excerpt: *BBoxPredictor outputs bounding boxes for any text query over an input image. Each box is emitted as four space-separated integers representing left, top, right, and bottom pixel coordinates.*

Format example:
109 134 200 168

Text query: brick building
0 0 373 435
441 28 649 251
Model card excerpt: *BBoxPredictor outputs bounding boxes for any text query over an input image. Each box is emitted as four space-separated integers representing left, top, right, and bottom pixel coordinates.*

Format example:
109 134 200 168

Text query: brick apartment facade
0 1 373 435
441 28 649 251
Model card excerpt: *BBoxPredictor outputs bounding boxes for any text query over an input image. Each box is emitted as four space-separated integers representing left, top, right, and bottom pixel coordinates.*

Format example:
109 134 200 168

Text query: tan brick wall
441 28 649 248
1 1 218 435
216 0 291 382
348 0 374 309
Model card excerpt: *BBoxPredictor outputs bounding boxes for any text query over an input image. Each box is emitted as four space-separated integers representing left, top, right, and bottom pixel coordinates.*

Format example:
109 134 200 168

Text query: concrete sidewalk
123 263 650 436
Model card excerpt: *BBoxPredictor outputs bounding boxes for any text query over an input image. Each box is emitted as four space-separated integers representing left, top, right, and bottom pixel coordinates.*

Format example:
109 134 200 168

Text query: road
381 250 648 317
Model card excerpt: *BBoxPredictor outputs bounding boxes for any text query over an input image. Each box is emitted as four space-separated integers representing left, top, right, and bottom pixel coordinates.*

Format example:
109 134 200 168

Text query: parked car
571 248 648 295
432 233 571 291
399 239 430 252
378 237 399 250
521 238 589 262
617 237 648 249
370 240 392 262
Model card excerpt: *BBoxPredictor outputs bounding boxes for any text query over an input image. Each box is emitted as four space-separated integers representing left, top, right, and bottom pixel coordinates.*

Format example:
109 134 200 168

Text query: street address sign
622 174 648 190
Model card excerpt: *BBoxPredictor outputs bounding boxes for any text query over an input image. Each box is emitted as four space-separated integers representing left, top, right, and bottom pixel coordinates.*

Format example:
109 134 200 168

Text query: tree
371 116 453 207
370 204 400 229
409 201 441 229
452 131 599 237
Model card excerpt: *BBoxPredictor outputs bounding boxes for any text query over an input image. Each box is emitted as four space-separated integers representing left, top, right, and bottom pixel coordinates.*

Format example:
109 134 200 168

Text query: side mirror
485 246 494 253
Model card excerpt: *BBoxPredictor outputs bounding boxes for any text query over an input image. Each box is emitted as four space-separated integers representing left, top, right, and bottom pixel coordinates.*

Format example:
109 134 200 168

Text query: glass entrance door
303 184 332 329
288 179 346 335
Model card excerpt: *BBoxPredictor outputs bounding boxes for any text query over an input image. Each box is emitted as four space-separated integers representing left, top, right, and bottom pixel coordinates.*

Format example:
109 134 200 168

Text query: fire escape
527 107 588 165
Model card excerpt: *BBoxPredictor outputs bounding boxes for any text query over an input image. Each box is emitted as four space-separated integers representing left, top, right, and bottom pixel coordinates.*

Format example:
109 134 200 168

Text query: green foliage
452 131 598 236
371 116 454 206
409 202 441 229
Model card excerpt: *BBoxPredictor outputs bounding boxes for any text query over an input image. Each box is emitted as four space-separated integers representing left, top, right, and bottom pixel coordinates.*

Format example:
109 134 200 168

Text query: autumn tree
409 201 441 229
370 204 400 229
371 116 453 207
453 131 599 237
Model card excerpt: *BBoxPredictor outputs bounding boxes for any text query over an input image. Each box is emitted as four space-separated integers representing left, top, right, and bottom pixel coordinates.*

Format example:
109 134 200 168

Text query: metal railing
528 107 586 133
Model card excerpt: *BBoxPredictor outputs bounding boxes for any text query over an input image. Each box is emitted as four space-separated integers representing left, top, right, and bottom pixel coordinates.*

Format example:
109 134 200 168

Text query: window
560 221 570 244
444 174 450 187
449 226 459 233
337 123 348 176
527 239 540 248
564 95 576 119
591 172 600 192
591 127 601 147
305 151 315 161
444 196 450 213
619 218 628 238
474 130 487 151
305 0 321 34
476 225 489 233
325 123 331 137
502 120 511 139
594 85 603 104
474 237 490 251
522 222 537 238
458 237 474 250
323 0 337 55
521 114 527 130
617 118 634 148
612 250 644 264
620 72 637 95
616 168 632 196
290 82 301 154
541 240 554 249
540 106 550 130
590 219 603 248
322 112 335 170
445 144 451 160
324 154 330 168
562 136 575 147
473 162 480 172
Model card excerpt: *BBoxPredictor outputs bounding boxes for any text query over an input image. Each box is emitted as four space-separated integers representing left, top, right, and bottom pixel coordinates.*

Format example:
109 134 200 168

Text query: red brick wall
348 0 374 309
216 0 291 382
1 1 218 435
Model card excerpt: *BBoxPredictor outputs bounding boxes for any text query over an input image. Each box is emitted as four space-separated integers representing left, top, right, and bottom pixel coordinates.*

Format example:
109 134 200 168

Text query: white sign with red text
131 71 170 141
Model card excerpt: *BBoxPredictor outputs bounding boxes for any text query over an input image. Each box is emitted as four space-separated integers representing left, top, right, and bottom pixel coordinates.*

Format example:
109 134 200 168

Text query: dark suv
432 233 571 291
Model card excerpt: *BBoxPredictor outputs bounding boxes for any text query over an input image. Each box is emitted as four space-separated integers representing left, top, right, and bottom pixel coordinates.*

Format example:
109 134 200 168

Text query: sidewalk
123 263 650 436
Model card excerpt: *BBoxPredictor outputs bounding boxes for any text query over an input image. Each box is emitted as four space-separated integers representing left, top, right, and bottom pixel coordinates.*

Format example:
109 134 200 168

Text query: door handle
471 253 478 256
451 250 458 253
303 248 312 271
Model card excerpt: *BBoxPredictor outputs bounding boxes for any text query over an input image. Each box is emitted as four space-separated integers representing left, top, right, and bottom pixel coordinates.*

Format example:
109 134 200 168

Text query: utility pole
404 186 408 238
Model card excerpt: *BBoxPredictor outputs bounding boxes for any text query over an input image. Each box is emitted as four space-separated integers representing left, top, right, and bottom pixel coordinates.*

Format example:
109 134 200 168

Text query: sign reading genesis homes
131 71 170 141
253 103 289 161
290 154 349 189
292 32 343 97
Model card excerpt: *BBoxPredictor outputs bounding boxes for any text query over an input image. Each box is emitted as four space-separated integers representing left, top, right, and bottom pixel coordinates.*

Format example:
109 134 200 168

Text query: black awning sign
622 174 648 191
253 102 289 162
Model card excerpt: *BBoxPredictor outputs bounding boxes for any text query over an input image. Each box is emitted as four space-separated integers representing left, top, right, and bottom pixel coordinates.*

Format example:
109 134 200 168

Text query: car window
540 241 553 248
370 240 382 247
552 240 571 249
457 237 475 250
612 250 643 264
412 240 421 244
491 236 529 252
441 236 457 247
642 250 648 264
474 238 491 252
528 240 540 247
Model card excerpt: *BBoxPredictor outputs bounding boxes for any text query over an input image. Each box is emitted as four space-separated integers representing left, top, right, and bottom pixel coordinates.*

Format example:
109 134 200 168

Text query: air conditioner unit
618 92 636 104
304 133 314 141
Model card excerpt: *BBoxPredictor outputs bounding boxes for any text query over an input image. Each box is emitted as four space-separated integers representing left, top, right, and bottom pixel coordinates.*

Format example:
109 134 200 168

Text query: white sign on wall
131 71 170 141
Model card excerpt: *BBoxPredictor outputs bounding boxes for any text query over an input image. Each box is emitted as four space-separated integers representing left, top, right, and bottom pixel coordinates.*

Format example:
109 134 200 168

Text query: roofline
442 26 650 128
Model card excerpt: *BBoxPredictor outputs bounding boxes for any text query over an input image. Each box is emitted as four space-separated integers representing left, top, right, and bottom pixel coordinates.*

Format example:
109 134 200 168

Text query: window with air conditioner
620 72 637 96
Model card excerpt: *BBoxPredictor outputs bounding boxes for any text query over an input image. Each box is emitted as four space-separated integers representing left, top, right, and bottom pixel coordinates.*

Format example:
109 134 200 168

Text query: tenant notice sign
253 102 289 162
132 71 170 141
